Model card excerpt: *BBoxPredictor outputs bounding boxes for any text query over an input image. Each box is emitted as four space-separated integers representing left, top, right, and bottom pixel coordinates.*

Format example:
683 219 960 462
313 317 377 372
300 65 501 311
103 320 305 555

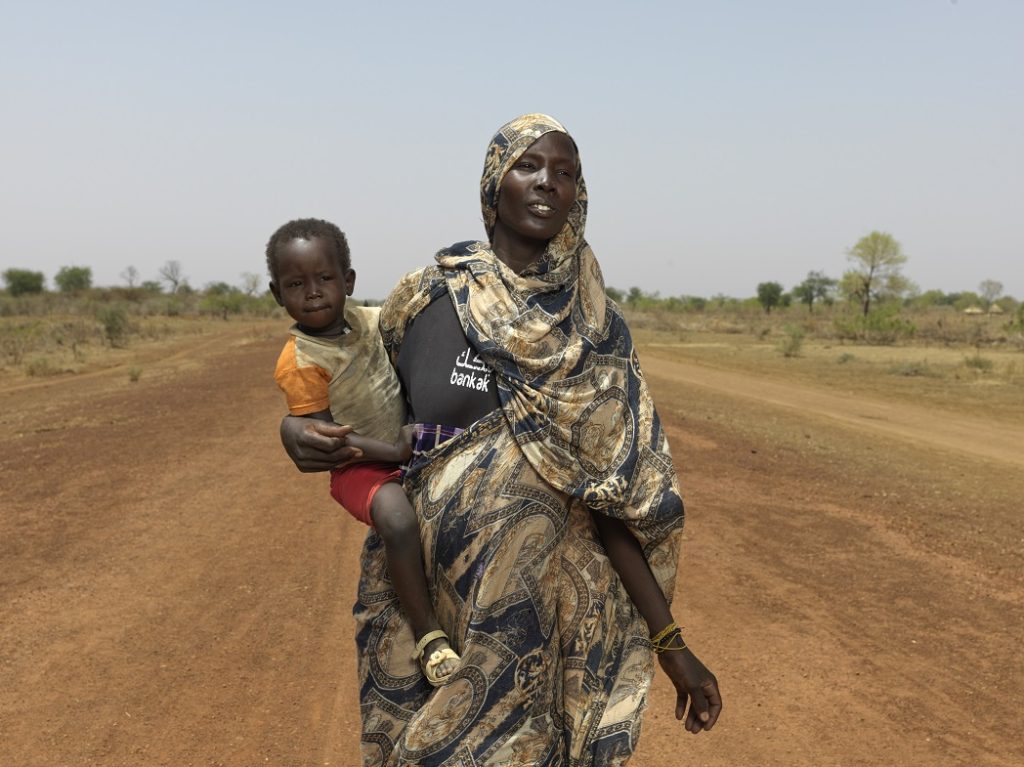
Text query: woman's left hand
657 646 722 733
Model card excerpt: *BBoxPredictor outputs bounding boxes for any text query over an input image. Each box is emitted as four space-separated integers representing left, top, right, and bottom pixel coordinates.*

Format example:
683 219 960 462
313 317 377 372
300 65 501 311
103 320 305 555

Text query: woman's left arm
591 512 723 734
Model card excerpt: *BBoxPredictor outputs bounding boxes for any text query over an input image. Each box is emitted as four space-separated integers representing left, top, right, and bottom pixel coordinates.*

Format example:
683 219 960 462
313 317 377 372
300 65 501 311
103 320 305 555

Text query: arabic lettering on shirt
455 348 488 372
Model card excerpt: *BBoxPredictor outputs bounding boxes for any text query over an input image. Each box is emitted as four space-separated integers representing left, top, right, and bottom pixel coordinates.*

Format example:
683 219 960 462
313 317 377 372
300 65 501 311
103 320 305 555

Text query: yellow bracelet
650 621 679 645
650 622 688 654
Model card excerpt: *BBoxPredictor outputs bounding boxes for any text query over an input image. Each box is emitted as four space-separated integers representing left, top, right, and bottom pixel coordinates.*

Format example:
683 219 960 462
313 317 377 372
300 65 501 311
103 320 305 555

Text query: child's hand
657 646 722 734
396 424 417 462
280 417 358 471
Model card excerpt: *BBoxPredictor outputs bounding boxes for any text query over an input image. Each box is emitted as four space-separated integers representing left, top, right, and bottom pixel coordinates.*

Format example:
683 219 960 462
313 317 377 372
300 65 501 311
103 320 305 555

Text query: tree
792 271 836 312
978 279 1003 308
843 231 910 316
158 260 186 293
912 289 950 308
201 285 244 319
204 281 238 295
953 291 981 312
54 265 93 293
240 272 262 297
756 281 784 314
140 280 163 293
3 268 45 295
121 265 139 288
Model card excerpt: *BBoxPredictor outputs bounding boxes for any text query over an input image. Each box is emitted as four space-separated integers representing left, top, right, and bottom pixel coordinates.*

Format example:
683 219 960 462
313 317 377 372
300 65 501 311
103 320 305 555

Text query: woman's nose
534 169 554 190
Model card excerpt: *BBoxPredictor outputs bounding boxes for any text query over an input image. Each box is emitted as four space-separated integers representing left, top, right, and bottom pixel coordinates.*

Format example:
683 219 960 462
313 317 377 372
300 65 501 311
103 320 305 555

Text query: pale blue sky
2 1 1021 300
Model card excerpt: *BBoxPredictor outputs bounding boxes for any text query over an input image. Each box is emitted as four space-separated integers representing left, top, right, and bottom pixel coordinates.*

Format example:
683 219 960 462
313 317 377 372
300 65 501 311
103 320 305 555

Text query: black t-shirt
395 293 500 428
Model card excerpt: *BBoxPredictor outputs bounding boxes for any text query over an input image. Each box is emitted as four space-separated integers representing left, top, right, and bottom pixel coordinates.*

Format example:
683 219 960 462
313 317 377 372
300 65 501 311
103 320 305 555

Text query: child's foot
412 629 460 686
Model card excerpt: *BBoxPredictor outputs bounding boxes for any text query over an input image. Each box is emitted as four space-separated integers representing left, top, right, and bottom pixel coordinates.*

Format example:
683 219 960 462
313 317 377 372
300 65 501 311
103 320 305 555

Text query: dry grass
3 301 1021 426
630 303 1024 423
0 315 287 383
633 319 1024 425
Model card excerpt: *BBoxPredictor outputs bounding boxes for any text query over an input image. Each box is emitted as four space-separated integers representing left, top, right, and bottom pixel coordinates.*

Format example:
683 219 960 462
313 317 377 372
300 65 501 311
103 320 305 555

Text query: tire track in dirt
641 355 1024 468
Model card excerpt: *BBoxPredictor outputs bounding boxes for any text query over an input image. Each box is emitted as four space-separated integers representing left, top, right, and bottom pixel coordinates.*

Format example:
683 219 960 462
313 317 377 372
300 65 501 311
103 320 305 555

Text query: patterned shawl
388 113 683 550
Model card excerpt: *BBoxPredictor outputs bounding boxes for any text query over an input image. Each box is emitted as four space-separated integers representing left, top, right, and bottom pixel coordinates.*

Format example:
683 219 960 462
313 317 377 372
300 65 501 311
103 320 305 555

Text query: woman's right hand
279 415 358 472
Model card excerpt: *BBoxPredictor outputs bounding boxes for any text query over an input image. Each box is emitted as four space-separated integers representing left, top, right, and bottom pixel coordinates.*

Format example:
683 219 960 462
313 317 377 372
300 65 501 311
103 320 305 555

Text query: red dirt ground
1 322 1021 766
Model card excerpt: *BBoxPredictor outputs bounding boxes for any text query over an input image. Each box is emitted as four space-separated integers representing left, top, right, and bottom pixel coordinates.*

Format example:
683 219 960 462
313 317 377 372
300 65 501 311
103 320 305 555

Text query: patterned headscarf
430 114 682 532
479 114 587 262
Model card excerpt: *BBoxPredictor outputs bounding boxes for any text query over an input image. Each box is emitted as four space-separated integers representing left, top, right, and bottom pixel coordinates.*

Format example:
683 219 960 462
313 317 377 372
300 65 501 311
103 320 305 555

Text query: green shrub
26 356 59 377
3 268 45 296
778 325 804 357
96 306 130 347
837 352 856 364
0 323 40 365
964 354 994 372
55 266 93 292
1006 303 1024 333
834 307 916 345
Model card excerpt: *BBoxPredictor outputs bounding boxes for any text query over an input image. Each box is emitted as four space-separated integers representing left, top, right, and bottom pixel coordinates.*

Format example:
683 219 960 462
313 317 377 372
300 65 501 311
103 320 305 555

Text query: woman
282 114 721 765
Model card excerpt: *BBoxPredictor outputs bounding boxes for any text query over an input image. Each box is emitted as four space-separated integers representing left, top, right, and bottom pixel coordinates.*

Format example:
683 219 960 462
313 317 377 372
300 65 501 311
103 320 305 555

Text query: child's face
270 236 355 335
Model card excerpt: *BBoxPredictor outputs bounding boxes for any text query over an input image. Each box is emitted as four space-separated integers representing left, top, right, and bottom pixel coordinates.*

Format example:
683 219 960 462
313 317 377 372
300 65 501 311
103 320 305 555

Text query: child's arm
343 423 415 464
591 512 723 733
294 410 386 463
298 412 412 464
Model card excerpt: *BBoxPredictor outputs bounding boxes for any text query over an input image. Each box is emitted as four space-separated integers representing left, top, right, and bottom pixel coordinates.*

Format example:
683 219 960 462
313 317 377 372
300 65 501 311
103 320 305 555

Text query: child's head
267 218 355 335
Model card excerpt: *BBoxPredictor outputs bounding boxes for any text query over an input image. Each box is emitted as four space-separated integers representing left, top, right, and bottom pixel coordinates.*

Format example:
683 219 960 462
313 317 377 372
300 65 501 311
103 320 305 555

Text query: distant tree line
3 237 1015 321
604 231 1015 318
2 260 265 300
1 260 275 322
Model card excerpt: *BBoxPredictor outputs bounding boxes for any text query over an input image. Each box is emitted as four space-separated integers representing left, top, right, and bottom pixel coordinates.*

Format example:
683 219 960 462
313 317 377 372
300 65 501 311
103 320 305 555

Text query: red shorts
329 461 402 526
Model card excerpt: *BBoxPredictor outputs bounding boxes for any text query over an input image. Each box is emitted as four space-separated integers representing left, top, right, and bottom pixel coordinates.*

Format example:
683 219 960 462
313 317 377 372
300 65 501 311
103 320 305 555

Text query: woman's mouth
527 202 555 216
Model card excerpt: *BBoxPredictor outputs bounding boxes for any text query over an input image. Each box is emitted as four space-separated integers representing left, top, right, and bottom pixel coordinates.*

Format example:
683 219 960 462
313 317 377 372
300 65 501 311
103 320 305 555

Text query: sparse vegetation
1 265 1019 431
964 354 994 372
888 360 939 378
26 355 60 377
778 325 804 357
833 306 917 345
0 281 286 378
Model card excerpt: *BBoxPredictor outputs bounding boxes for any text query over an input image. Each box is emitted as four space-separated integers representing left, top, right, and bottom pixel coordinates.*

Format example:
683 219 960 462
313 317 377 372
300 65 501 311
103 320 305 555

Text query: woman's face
493 131 578 249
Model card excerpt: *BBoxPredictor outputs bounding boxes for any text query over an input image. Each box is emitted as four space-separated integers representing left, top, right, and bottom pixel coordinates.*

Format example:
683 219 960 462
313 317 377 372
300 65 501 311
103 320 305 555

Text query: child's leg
369 482 458 681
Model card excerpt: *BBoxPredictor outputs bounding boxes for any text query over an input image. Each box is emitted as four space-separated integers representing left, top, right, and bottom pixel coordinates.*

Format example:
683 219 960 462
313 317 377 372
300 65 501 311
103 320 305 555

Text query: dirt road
1 323 1021 766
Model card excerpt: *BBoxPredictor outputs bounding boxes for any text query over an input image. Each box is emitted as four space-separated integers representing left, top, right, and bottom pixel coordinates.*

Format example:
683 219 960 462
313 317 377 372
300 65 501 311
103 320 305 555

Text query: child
267 217 458 686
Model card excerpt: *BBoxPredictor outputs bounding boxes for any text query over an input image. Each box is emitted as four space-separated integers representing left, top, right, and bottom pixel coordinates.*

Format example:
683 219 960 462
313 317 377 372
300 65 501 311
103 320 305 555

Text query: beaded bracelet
650 621 688 654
